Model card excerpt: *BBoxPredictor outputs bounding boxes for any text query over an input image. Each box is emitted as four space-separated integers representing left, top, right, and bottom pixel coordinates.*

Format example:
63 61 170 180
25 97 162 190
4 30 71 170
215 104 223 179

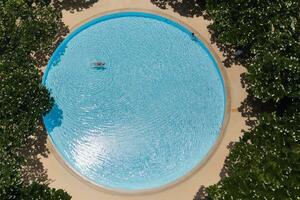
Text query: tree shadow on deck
20 102 64 185
194 185 209 200
23 0 100 187
35 20 69 70
53 0 99 13
208 28 250 68
151 0 206 17
20 125 51 185
193 75 276 198
192 143 239 199
239 73 280 125
36 0 101 69
216 74 279 180
150 0 249 68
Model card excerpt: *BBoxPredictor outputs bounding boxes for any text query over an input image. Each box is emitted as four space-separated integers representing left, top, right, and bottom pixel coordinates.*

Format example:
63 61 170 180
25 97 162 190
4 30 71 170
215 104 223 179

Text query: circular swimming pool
43 12 226 191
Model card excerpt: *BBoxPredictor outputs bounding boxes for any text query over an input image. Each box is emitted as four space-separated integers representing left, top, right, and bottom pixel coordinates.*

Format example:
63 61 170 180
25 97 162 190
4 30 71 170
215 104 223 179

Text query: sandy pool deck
41 1 248 199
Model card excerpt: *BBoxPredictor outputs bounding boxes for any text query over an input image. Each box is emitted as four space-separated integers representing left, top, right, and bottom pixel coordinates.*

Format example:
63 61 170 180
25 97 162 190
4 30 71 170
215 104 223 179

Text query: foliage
0 147 23 200
206 0 300 102
0 64 53 134
150 0 206 17
0 0 70 199
206 108 300 199
21 182 71 200
0 0 62 65
206 0 299 54
246 30 300 102
191 0 300 199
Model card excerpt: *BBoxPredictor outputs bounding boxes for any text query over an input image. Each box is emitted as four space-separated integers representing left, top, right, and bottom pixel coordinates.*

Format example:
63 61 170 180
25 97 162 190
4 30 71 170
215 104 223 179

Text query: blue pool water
43 12 225 191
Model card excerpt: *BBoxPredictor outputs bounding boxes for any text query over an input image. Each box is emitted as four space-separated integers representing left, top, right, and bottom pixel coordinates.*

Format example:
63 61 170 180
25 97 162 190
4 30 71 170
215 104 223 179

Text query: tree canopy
197 0 300 199
1 0 299 199
0 0 70 199
206 0 300 102
206 108 300 199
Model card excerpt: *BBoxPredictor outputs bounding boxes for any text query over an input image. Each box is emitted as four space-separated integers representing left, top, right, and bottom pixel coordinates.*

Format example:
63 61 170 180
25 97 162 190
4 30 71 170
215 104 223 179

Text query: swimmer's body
93 61 105 67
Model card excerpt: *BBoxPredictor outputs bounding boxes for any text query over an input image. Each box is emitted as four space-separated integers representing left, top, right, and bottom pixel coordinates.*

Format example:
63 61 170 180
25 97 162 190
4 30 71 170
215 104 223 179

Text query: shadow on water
26 0 99 187
37 0 100 71
21 104 64 184
92 66 107 71
43 103 63 133
151 0 206 17
35 21 69 70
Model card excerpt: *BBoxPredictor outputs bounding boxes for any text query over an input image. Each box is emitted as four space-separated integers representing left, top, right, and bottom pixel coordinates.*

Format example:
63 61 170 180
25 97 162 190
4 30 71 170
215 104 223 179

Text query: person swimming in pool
93 61 105 67
94 61 105 66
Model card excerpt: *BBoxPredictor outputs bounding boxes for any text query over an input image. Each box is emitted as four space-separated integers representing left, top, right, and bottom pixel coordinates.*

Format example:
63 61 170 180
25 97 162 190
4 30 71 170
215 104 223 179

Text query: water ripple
43 13 225 190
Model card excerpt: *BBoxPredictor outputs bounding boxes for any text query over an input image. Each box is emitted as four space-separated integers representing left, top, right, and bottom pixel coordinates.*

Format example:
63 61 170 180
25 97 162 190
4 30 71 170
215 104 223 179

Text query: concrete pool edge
44 8 232 195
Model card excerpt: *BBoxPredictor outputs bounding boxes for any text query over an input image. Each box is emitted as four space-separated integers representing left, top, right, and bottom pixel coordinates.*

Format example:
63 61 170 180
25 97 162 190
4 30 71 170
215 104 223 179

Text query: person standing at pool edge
192 32 196 41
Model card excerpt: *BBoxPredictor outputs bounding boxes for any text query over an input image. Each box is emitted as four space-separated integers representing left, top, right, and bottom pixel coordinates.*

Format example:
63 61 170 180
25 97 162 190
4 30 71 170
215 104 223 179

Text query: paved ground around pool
40 0 248 199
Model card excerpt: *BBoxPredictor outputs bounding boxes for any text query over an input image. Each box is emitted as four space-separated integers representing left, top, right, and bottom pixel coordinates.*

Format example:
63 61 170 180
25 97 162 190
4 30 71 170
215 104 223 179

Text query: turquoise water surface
43 12 225 190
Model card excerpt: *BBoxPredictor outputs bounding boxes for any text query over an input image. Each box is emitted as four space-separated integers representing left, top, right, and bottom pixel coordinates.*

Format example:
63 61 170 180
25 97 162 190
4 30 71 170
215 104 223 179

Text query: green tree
199 2 300 199
206 0 300 102
246 27 300 102
0 0 62 65
206 107 300 199
0 0 70 199
21 182 71 200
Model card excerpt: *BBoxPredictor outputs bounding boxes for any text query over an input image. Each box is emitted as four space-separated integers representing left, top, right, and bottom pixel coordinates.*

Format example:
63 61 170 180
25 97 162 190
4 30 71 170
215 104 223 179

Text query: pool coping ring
45 8 231 195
